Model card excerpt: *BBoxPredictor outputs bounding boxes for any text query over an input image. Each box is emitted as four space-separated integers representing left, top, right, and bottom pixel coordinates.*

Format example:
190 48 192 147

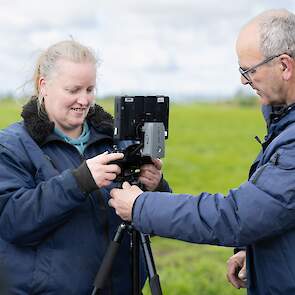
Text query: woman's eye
87 88 94 93
67 88 78 94
249 69 257 75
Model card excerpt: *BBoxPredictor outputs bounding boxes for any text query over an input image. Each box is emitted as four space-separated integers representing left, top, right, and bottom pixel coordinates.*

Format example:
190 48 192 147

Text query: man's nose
240 75 250 85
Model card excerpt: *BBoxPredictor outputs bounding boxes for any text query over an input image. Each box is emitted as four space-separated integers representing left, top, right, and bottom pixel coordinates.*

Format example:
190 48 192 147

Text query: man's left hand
109 182 143 221
139 158 163 191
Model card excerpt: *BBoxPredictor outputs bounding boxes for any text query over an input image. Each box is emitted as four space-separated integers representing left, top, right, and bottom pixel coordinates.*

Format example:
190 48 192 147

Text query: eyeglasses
239 54 282 82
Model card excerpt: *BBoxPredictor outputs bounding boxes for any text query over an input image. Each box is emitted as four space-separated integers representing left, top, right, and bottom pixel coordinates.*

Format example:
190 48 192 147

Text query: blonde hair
33 40 97 102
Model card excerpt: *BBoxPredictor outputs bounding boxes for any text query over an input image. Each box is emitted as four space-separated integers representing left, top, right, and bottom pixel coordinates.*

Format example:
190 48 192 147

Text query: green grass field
0 99 266 295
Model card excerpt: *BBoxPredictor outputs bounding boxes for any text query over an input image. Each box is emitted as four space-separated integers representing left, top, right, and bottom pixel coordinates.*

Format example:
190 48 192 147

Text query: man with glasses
108 9 295 295
239 54 282 82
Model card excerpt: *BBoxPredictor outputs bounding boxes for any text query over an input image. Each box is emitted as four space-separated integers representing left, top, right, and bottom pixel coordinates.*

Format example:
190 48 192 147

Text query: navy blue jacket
132 104 295 295
0 100 170 295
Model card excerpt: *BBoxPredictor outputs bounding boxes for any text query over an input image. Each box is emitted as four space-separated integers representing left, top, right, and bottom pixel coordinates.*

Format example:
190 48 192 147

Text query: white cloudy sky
0 0 295 101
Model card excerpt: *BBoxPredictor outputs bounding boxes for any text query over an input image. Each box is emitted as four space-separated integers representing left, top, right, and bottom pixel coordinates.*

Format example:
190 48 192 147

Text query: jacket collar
21 97 114 146
262 103 295 143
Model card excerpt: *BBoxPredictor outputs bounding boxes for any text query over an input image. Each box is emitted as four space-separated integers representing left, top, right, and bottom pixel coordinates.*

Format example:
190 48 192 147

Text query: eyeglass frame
239 53 284 82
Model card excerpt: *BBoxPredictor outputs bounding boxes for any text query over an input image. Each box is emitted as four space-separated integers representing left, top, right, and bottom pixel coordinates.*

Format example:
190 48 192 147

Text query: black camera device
93 96 168 294
112 95 169 184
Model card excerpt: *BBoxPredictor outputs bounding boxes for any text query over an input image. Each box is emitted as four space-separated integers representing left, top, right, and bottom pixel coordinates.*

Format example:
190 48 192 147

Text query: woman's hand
139 158 163 191
86 152 124 188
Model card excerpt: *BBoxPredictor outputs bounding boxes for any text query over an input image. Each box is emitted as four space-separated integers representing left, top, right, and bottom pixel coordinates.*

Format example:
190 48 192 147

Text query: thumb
152 158 163 170
238 264 247 281
122 181 131 189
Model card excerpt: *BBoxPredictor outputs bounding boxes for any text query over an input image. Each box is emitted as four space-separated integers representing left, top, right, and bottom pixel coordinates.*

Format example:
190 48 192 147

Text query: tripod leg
140 233 163 295
92 223 128 293
132 230 141 295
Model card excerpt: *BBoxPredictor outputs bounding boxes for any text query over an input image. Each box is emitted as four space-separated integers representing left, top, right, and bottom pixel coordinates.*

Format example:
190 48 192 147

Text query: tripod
91 221 162 295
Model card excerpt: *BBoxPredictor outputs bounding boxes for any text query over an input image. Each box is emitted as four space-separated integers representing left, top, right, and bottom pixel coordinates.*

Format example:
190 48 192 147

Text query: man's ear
280 54 294 80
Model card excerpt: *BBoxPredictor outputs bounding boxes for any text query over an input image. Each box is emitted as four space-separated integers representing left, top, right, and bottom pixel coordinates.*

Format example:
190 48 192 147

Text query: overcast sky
0 0 295 101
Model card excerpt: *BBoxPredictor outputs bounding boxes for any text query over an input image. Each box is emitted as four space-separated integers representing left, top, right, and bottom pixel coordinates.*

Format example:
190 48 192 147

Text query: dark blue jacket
0 100 170 295
133 104 295 295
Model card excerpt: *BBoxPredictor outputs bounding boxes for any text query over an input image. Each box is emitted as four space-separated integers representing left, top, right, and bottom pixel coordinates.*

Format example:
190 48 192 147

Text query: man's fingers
227 272 240 289
110 188 119 198
226 264 238 288
239 279 247 288
122 181 131 189
108 198 115 208
227 259 243 289
238 264 247 281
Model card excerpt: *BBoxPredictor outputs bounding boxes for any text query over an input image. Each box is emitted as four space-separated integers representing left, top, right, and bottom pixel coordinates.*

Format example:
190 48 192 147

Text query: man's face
236 23 286 105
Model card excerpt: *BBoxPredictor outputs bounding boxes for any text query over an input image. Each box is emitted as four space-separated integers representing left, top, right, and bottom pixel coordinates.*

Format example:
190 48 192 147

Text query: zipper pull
254 135 263 145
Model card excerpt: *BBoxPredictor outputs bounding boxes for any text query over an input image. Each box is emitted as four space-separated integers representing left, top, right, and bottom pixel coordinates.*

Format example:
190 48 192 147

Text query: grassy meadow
0 98 266 295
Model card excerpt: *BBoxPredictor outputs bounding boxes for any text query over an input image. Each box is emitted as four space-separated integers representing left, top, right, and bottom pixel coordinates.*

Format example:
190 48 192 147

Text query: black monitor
114 95 169 141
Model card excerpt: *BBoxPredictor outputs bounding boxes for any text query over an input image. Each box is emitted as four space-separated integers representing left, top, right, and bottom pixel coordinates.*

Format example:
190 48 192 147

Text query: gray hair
258 10 295 58
33 40 97 101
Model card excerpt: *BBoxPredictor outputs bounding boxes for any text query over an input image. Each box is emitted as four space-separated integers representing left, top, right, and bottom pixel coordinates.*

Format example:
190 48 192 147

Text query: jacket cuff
131 193 144 221
72 161 98 194
155 175 172 192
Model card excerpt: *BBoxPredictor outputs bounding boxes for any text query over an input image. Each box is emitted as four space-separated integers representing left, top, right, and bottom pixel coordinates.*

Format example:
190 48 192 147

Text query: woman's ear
39 77 47 97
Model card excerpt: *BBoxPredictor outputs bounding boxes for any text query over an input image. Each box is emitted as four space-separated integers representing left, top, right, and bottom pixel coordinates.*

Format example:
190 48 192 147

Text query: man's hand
226 250 247 289
86 152 124 188
139 158 163 191
109 182 143 221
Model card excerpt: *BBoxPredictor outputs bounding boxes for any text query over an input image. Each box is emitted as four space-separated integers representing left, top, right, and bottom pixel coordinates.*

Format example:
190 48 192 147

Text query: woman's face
40 59 96 138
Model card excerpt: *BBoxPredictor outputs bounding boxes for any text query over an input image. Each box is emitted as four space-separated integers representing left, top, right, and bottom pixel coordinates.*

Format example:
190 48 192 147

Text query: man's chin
258 95 269 105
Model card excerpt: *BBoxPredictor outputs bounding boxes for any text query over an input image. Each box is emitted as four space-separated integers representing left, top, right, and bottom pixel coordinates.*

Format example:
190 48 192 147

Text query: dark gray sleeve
72 161 98 193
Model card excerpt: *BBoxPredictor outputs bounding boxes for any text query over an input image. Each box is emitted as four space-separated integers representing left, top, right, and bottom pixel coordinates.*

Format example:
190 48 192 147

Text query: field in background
0 99 266 295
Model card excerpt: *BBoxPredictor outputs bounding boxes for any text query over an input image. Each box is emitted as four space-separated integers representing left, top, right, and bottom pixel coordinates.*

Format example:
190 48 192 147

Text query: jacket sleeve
132 143 295 247
0 145 87 246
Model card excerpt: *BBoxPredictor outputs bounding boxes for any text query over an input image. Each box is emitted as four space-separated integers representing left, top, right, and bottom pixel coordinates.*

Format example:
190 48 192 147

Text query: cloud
0 0 295 100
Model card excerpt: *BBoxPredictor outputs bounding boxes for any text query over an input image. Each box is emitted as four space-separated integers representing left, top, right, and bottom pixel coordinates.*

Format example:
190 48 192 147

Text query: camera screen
114 96 169 141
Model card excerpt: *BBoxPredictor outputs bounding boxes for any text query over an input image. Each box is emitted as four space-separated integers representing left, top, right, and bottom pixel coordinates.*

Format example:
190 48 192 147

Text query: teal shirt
54 122 90 155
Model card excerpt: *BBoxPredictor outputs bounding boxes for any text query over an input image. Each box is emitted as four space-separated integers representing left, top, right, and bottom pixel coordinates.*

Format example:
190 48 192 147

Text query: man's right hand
109 182 143 221
226 250 247 289
86 152 124 188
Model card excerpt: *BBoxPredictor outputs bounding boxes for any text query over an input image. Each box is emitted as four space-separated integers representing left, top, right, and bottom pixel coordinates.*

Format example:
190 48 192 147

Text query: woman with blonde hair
0 40 170 294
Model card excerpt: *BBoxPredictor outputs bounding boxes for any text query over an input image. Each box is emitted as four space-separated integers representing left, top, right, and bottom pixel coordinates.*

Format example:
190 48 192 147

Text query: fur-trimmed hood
21 97 114 145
